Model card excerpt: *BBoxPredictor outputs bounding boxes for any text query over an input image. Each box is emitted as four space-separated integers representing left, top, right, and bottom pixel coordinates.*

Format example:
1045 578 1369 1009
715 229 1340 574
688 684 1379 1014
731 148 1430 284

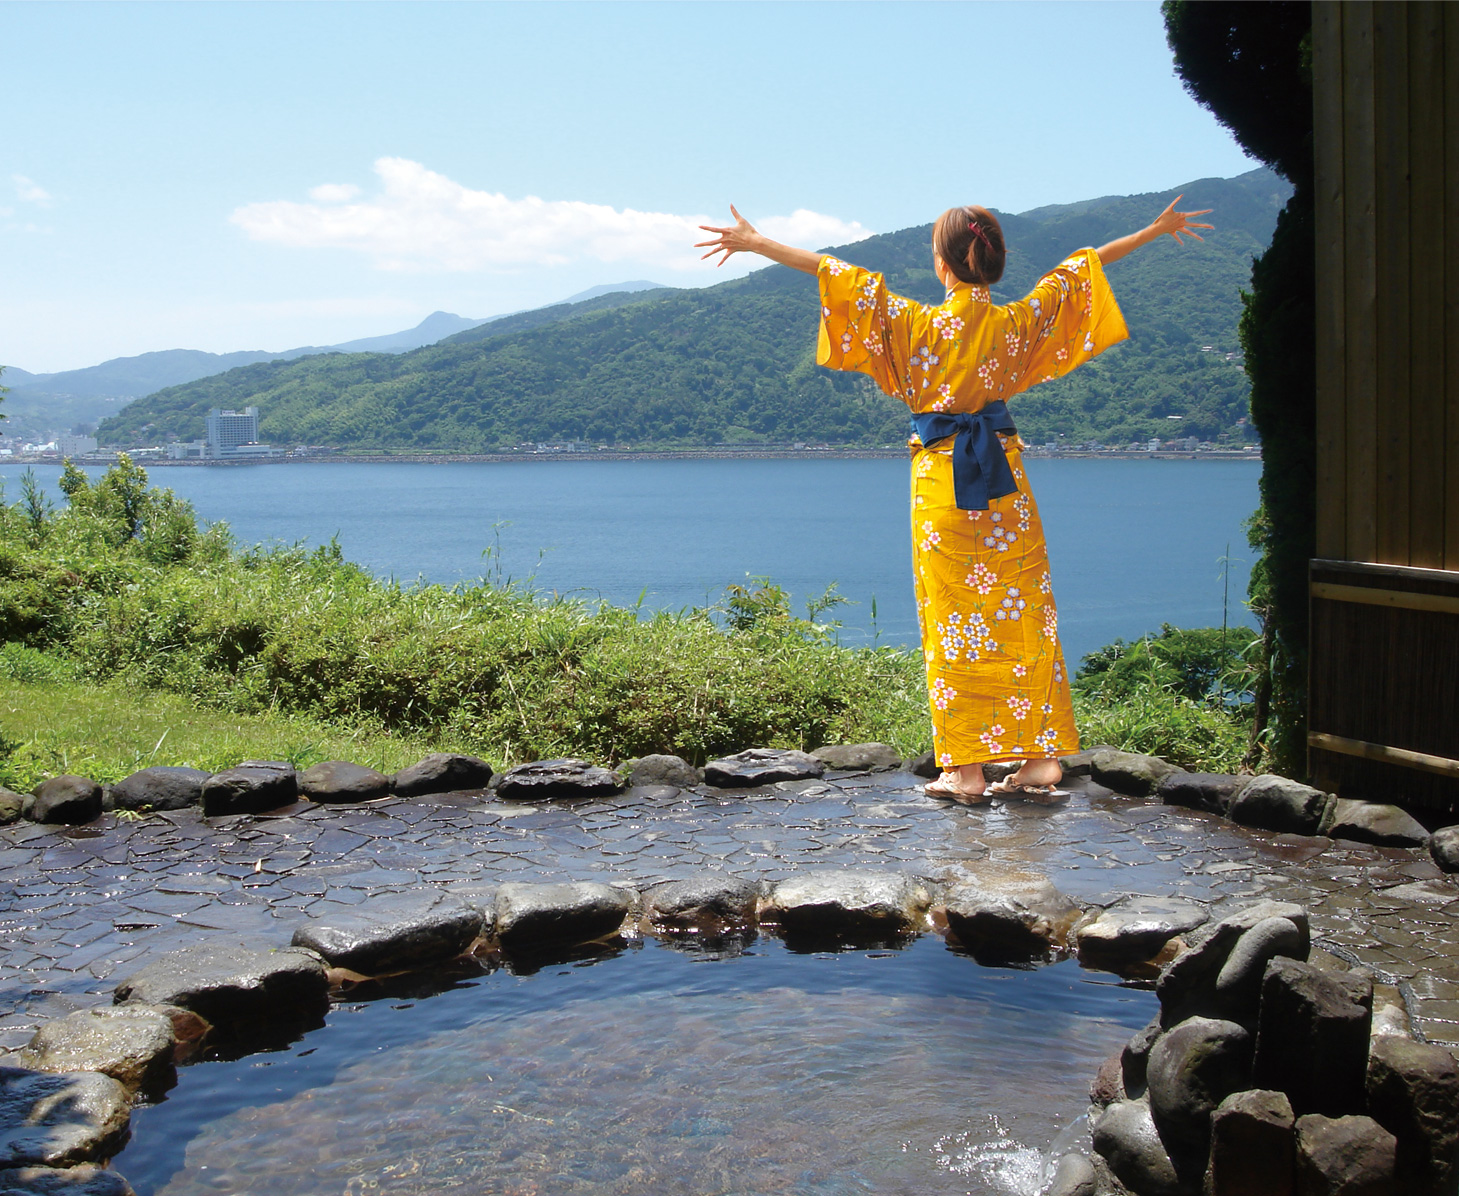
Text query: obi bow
909 401 1019 511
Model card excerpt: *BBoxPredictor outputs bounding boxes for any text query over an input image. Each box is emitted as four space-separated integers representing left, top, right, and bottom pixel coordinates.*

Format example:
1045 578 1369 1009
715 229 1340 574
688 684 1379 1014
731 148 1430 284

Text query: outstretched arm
695 206 823 275
1095 196 1214 266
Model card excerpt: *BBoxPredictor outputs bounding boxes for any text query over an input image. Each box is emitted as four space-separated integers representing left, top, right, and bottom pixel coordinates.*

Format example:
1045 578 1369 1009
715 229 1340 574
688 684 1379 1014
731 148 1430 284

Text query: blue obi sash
909 400 1019 511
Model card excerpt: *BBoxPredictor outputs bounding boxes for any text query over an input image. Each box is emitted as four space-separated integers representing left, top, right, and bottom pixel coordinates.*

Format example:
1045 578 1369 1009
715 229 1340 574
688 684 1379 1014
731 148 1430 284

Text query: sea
4 457 1260 668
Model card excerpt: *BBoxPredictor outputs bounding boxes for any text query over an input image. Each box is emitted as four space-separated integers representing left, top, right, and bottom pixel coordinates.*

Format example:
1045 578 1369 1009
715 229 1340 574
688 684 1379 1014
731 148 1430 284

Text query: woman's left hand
695 205 764 266
1148 195 1214 245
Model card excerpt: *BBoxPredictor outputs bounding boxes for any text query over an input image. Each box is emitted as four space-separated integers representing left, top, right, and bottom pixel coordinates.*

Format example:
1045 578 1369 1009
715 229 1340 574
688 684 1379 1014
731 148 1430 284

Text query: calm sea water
6 457 1259 666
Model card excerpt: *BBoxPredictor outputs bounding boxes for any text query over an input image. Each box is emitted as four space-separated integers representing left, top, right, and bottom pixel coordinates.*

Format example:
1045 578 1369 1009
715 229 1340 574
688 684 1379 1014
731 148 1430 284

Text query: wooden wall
1311 1 1459 813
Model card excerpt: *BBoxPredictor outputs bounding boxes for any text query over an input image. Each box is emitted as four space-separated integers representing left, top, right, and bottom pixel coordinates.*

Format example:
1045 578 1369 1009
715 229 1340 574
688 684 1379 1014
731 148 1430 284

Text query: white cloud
12 175 50 206
308 182 361 203
231 157 871 274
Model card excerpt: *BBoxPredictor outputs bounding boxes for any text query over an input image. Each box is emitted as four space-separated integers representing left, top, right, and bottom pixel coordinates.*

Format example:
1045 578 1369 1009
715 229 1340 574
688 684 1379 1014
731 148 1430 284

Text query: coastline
25 447 1264 468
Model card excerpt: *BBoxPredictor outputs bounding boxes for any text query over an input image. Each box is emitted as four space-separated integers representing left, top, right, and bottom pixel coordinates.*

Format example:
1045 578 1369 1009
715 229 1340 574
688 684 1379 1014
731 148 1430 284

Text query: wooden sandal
924 774 992 805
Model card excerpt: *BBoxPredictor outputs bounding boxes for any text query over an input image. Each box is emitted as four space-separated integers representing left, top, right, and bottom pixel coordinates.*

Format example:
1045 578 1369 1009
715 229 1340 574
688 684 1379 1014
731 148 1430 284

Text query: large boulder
1255 958 1372 1117
1323 799 1429 848
1091 1099 1185 1196
1156 771 1251 815
1044 1152 1097 1196
16 1006 175 1097
297 760 392 804
494 758 622 801
810 743 901 772
1089 749 1180 796
390 752 494 797
0 789 24 825
291 892 483 975
1076 896 1209 969
0 1069 130 1168
1229 775 1331 836
1365 1035 1459 1196
0 1165 136 1194
200 762 298 816
1429 826 1459 873
765 871 930 940
1158 901 1310 1028
1206 1088 1296 1196
1059 745 1119 778
702 748 825 788
494 882 633 953
904 750 939 779
110 766 209 813
622 755 700 789
1122 1016 1164 1099
113 941 328 1030
1294 1114 1397 1196
1146 1016 1253 1166
27 777 102 826
940 868 1082 957
642 875 760 935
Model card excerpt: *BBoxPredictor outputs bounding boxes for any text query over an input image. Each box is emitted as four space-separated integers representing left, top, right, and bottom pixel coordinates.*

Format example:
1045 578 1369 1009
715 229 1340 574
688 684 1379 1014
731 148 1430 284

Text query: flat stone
291 892 482 975
494 882 633 952
110 767 209 813
200 765 298 817
1229 775 1332 836
1207 1088 1295 1196
642 875 760 935
1295 1114 1397 1196
810 743 901 772
0 790 23 825
494 759 622 801
940 866 1082 957
1076 896 1209 966
1156 771 1251 815
298 761 391 804
1091 1098 1184 1196
0 1069 130 1168
702 749 825 788
0 1164 136 1194
622 755 700 789
443 884 498 931
766 870 930 939
28 779 102 827
1366 1036 1459 1196
391 753 494 798
113 941 328 1029
1322 799 1429 848
1089 749 1180 797
1429 826 1459 873
1146 1015 1253 1167
15 1006 174 1096
1255 957 1372 1117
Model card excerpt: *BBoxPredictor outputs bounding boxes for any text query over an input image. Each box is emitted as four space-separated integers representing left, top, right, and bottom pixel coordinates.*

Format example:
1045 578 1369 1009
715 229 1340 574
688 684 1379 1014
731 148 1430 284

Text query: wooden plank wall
1311 2 1459 813
1314 0 1459 567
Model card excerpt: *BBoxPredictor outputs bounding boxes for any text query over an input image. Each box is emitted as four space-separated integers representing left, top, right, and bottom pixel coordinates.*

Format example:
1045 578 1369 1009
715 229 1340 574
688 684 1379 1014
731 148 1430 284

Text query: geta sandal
923 774 992 805
986 779 1071 805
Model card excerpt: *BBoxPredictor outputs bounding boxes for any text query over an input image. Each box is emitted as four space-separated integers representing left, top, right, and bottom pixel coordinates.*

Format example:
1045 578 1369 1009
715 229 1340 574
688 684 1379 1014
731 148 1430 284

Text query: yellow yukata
816 251 1128 767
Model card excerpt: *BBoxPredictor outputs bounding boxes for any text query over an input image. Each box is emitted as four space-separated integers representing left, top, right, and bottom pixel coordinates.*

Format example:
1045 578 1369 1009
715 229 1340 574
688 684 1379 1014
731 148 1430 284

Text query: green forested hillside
100 169 1289 451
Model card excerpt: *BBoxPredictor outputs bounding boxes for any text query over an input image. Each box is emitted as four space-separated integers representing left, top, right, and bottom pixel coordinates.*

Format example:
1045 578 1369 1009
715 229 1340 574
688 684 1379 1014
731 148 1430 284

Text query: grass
0 676 468 793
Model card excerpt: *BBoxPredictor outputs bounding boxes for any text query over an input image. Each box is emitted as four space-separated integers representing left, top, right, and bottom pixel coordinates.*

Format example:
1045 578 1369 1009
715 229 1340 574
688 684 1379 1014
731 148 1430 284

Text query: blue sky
3 1 1254 373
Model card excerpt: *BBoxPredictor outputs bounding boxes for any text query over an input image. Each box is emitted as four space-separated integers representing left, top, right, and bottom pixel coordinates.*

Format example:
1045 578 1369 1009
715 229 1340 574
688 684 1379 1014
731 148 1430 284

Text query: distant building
167 441 208 460
197 407 282 460
56 434 98 457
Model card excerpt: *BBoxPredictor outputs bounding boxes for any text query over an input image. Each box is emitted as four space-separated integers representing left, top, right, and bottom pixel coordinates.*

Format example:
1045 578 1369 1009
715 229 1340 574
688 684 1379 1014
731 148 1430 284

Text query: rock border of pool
4 743 1459 1196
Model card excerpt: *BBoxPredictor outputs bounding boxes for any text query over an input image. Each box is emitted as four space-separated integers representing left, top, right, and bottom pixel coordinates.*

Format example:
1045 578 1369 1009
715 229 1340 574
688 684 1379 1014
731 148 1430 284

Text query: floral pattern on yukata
815 250 1129 766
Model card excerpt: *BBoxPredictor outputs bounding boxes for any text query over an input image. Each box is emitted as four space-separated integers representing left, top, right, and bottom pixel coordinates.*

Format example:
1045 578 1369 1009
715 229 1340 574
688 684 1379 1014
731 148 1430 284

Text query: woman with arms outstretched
696 198 1211 803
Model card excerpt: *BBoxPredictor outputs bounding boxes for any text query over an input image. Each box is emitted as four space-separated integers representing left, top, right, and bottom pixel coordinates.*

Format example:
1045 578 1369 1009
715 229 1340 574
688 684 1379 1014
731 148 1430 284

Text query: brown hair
933 205 1006 286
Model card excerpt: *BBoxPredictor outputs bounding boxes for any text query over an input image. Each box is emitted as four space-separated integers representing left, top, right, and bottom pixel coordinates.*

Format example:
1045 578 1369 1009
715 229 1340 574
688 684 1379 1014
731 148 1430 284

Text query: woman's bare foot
923 763 990 805
1007 757 1063 788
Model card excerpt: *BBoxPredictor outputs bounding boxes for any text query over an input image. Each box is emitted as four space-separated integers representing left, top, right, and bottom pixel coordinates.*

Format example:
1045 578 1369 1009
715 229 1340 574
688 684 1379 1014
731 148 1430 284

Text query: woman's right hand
695 205 764 266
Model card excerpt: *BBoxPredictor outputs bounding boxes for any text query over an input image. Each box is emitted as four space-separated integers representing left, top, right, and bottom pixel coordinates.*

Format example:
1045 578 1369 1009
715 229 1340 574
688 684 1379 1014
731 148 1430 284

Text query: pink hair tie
968 219 994 253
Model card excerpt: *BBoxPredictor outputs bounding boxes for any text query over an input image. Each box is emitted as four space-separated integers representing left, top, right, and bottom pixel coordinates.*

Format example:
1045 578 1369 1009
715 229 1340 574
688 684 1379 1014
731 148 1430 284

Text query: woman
696 197 1212 804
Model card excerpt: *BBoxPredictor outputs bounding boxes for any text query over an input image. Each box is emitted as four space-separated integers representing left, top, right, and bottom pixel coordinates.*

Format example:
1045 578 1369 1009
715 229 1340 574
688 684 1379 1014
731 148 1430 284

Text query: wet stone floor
2 770 1457 1050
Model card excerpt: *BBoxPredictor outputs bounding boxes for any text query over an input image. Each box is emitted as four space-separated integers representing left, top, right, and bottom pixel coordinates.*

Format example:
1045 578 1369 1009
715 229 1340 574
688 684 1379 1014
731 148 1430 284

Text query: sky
2 1 1255 375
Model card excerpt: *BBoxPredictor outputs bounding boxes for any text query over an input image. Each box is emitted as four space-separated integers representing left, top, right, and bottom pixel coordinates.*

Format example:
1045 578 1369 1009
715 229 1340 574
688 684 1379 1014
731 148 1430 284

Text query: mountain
98 168 1291 452
560 281 671 304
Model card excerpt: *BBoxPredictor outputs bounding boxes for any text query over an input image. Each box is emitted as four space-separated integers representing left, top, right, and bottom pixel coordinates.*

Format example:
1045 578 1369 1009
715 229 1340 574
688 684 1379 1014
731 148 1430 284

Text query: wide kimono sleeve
1005 249 1129 390
814 256 926 406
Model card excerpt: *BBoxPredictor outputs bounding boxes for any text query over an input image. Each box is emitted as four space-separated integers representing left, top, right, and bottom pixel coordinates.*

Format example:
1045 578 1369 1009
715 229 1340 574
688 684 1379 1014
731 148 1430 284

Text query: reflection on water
117 938 1153 1196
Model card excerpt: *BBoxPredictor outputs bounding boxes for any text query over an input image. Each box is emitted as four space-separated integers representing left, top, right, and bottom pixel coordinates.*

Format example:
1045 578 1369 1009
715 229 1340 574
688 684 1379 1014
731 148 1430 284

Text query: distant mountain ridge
1 281 672 440
98 169 1290 451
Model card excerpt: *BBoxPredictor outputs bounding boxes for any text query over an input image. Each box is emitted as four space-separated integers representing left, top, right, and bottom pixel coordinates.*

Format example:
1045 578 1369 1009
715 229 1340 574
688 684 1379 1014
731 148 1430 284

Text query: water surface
115 938 1154 1196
